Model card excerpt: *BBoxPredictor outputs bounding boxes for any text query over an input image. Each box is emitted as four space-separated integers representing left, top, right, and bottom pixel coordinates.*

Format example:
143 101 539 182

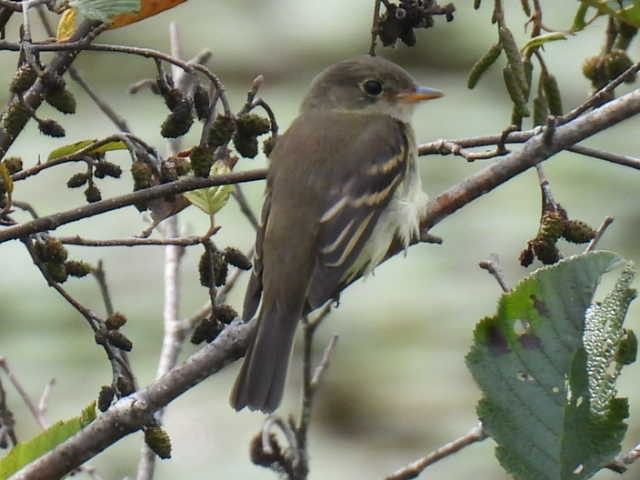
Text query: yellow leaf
0 163 13 194
109 0 188 29
56 8 78 42
48 139 128 161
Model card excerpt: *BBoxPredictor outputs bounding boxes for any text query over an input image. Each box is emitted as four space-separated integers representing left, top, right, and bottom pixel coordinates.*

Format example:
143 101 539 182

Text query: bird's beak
396 85 444 103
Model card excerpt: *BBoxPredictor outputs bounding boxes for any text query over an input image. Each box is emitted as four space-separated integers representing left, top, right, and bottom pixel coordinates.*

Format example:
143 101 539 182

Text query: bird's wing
306 116 409 310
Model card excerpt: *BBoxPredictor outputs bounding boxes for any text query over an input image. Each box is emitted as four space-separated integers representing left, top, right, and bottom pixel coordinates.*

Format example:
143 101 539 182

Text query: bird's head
300 55 443 122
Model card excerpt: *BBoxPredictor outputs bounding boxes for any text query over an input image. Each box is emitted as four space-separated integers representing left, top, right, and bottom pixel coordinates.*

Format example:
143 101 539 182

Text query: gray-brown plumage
230 55 442 412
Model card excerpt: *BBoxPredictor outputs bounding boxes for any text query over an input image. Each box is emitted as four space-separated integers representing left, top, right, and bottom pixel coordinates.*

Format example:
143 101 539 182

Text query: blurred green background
1 1 639 479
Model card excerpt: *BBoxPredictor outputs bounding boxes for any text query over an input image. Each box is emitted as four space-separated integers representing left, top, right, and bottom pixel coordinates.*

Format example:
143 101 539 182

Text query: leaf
618 2 640 27
48 139 128 161
69 0 141 21
0 403 97 479
521 32 568 56
57 0 187 39
466 251 635 480
56 8 78 42
109 0 188 29
572 2 591 32
184 162 234 215
575 0 640 29
0 163 13 195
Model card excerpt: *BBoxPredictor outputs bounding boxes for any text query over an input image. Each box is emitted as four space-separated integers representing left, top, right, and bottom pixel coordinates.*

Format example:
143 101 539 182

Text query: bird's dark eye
362 79 383 96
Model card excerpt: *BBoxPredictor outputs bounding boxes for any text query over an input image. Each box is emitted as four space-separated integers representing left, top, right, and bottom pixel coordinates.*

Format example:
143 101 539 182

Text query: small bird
230 55 443 412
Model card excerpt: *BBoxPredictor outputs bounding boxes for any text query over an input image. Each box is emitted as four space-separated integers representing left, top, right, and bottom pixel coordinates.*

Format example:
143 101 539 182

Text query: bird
230 55 443 412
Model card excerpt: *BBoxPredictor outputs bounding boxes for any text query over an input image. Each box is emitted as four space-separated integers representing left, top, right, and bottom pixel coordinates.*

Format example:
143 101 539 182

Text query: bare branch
34 5 131 133
478 255 509 292
0 357 48 429
568 144 640 170
559 61 640 124
0 168 267 244
11 319 254 480
418 88 640 236
385 423 487 480
59 235 203 247
585 216 614 253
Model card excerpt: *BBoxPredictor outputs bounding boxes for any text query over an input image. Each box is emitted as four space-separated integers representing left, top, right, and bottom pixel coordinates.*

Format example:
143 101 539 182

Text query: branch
58 235 204 247
384 423 487 480
10 319 254 480
0 168 267 243
418 87 640 234
0 40 232 116
34 5 131 133
136 24 188 480
0 20 103 158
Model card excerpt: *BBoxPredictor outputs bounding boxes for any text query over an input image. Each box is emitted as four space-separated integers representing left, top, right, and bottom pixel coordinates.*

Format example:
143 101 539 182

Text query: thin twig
310 335 339 388
11 133 154 182
232 184 259 230
297 305 334 458
559 61 640 124
568 144 640 170
37 378 55 420
92 260 114 317
0 0 23 11
136 23 187 480
585 216 614 252
369 0 383 55
0 357 48 429
420 133 640 171
0 40 233 116
0 376 18 446
478 255 509 292
21 237 136 390
384 423 487 480
0 168 267 244
59 235 203 247
34 5 131 132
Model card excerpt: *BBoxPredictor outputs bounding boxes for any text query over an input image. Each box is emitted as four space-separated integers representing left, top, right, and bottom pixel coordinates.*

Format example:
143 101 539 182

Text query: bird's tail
230 304 299 412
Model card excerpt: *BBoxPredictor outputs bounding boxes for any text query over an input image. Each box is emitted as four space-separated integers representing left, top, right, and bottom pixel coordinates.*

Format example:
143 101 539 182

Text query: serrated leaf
521 32 568 56
184 162 234 215
0 402 97 479
466 251 635 480
48 139 128 161
69 0 141 21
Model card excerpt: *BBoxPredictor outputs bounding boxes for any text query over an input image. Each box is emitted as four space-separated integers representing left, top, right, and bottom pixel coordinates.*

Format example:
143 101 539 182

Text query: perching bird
230 55 443 412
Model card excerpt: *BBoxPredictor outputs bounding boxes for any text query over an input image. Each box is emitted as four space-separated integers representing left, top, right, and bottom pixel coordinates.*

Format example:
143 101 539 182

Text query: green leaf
576 0 640 29
48 139 128 161
184 162 234 215
0 403 97 479
521 32 568 56
619 3 640 27
69 0 141 21
466 251 635 480
0 163 13 195
572 2 591 32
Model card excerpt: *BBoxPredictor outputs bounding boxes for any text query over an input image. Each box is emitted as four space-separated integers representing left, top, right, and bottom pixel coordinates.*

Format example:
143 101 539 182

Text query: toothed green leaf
467 251 635 480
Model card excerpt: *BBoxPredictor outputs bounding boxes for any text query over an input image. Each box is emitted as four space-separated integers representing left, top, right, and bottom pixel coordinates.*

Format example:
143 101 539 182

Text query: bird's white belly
346 171 428 279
